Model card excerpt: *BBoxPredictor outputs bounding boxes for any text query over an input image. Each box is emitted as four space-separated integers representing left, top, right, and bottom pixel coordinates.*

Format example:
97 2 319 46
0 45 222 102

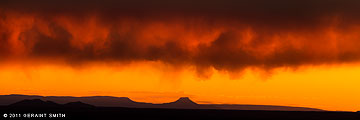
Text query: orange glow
1 61 360 111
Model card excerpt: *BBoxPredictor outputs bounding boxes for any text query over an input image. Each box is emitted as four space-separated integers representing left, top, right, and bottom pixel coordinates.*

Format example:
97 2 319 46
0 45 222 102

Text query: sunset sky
1 0 360 111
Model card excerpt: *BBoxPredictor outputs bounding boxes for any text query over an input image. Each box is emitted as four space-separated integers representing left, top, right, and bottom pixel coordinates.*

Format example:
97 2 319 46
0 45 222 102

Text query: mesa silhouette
0 94 322 111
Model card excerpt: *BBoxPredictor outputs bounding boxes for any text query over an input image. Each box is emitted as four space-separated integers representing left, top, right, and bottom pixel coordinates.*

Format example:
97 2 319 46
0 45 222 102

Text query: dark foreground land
0 97 359 120
0 106 359 120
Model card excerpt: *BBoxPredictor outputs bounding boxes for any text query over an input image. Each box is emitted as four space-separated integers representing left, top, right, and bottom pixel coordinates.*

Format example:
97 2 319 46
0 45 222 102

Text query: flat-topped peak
179 97 190 99
172 97 197 105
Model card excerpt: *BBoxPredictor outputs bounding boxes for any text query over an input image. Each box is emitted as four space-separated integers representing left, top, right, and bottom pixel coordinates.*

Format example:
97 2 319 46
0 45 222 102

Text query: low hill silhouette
160 97 200 109
7 99 95 109
167 97 198 105
9 99 61 108
155 97 220 109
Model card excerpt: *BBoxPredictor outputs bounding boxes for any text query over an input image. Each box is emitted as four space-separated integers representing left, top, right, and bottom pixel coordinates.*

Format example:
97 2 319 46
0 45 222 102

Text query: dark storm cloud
1 0 360 73
1 0 360 20
29 24 73 56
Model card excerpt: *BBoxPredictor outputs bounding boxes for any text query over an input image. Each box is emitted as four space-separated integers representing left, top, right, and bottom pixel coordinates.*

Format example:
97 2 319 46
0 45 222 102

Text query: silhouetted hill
55 96 138 107
0 94 43 105
8 99 95 109
168 97 198 105
160 97 200 109
9 99 61 108
0 94 138 107
0 94 324 111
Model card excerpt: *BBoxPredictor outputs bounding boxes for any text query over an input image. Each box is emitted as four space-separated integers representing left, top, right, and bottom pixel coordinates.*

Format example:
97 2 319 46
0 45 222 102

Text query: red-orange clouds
2 0 360 75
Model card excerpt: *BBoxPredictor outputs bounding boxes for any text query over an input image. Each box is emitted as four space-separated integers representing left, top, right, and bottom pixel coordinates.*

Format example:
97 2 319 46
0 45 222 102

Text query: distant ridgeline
0 94 323 111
